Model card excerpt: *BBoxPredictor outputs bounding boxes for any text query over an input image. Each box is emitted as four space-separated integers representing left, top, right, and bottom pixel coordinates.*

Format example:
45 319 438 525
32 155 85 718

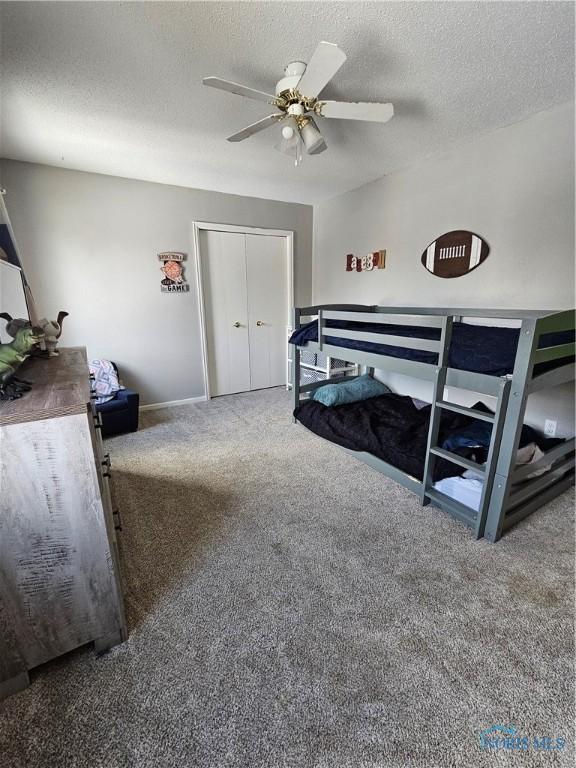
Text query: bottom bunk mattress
294 393 550 483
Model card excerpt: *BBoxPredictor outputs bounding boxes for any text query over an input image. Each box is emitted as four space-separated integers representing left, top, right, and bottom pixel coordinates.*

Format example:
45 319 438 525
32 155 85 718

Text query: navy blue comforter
289 319 573 376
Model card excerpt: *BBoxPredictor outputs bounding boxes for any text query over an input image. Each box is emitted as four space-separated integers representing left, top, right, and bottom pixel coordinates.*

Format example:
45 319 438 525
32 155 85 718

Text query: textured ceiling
0 1 574 204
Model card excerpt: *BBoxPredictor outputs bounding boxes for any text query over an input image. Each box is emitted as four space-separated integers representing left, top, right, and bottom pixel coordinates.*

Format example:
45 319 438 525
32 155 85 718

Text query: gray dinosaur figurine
0 326 44 400
38 311 69 355
1 310 69 357
0 312 29 340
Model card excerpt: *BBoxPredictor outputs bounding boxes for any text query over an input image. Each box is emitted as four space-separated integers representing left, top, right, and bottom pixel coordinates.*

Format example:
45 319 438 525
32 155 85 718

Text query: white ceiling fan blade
202 77 275 104
227 114 282 142
319 101 394 123
296 42 347 98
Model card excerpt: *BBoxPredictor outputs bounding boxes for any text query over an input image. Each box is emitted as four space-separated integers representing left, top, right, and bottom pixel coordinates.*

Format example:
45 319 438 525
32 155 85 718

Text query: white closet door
200 230 251 396
246 234 287 390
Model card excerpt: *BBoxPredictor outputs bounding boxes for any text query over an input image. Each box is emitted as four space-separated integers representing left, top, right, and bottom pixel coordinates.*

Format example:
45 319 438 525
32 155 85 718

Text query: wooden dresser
0 347 127 699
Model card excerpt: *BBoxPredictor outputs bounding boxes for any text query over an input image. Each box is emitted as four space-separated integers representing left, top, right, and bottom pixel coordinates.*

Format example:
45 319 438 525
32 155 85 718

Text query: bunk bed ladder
472 377 511 536
421 316 513 538
420 315 453 514
422 382 512 538
482 317 540 542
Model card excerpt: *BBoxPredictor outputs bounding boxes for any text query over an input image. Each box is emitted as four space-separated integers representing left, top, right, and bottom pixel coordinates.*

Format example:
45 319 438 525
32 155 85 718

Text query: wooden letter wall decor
346 250 386 272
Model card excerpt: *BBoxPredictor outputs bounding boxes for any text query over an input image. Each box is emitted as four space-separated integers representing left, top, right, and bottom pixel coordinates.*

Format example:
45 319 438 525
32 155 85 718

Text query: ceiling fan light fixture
203 41 394 159
275 116 302 165
299 116 326 155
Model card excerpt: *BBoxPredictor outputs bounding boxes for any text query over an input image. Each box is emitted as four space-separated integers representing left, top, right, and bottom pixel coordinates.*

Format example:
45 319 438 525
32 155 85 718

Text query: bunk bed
290 305 575 542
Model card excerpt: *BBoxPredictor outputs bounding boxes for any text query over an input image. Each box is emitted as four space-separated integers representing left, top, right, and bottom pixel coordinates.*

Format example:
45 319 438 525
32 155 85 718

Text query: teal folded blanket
312 374 391 407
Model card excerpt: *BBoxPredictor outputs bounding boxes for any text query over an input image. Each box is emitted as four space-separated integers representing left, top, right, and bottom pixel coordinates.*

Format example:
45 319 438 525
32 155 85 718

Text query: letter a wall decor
346 250 386 272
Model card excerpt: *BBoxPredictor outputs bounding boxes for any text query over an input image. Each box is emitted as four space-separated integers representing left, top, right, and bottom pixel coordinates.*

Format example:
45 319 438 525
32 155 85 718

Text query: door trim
193 221 294 399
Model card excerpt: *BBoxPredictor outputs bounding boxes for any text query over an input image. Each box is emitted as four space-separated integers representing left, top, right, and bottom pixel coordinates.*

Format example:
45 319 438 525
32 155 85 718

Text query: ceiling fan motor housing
287 103 305 116
275 61 307 95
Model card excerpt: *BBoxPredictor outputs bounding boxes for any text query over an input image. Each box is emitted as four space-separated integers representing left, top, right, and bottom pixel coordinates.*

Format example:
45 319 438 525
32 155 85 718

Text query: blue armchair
94 363 139 438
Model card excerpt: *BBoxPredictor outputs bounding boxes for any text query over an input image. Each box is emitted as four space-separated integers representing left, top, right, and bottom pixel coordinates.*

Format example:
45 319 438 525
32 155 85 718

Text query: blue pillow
312 374 391 407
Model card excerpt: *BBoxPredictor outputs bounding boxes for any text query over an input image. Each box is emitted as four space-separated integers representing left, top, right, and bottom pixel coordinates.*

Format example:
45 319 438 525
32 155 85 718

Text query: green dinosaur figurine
0 325 44 400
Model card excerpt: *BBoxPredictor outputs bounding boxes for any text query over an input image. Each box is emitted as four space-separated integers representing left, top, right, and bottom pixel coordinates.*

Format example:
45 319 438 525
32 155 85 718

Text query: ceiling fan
202 41 394 165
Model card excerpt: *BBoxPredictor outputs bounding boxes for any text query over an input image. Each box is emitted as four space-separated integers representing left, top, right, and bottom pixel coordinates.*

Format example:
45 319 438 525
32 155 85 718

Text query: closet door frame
193 221 294 399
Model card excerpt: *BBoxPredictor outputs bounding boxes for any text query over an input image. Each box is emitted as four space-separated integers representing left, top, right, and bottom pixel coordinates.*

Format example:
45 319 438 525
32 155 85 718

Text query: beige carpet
0 387 574 767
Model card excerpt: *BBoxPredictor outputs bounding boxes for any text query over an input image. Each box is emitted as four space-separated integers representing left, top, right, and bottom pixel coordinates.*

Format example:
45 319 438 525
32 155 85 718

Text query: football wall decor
421 231 489 278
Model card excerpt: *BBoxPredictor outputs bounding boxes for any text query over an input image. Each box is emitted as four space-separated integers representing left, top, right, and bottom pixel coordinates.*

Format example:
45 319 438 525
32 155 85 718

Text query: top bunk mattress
289 318 574 377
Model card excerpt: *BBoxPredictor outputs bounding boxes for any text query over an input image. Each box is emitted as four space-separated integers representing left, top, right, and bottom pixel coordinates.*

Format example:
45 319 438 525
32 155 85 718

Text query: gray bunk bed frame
291 305 575 542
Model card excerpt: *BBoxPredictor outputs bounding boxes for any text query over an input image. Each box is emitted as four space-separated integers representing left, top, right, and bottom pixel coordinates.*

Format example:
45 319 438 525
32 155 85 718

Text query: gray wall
313 102 575 435
0 160 313 404
314 101 574 308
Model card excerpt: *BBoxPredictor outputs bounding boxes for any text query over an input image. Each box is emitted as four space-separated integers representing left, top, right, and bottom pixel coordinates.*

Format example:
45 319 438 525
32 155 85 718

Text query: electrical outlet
544 419 557 438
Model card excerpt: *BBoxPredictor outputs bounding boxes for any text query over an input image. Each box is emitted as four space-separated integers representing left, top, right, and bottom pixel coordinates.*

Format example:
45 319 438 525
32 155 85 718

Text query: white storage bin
301 368 327 384
301 350 317 367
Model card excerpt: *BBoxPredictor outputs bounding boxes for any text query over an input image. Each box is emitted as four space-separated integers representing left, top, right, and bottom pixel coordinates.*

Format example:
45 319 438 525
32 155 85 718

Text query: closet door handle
256 321 263 326
233 322 241 328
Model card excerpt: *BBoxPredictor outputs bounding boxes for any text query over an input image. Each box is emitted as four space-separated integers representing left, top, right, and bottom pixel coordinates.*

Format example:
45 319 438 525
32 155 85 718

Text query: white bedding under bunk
433 442 557 511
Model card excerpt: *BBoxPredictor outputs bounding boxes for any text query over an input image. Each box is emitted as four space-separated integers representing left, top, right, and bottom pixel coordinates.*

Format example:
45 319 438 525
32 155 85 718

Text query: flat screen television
0 194 31 342
0 262 30 341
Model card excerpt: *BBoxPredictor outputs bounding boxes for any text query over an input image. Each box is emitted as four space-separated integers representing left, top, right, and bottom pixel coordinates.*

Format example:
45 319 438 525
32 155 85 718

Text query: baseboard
140 395 207 412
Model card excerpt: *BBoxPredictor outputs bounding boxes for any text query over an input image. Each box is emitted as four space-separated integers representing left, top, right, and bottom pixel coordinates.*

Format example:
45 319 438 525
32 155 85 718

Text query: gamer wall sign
158 252 190 293
346 250 386 272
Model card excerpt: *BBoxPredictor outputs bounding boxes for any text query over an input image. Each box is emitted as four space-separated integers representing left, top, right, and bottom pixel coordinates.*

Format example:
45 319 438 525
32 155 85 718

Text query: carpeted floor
1 387 574 767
